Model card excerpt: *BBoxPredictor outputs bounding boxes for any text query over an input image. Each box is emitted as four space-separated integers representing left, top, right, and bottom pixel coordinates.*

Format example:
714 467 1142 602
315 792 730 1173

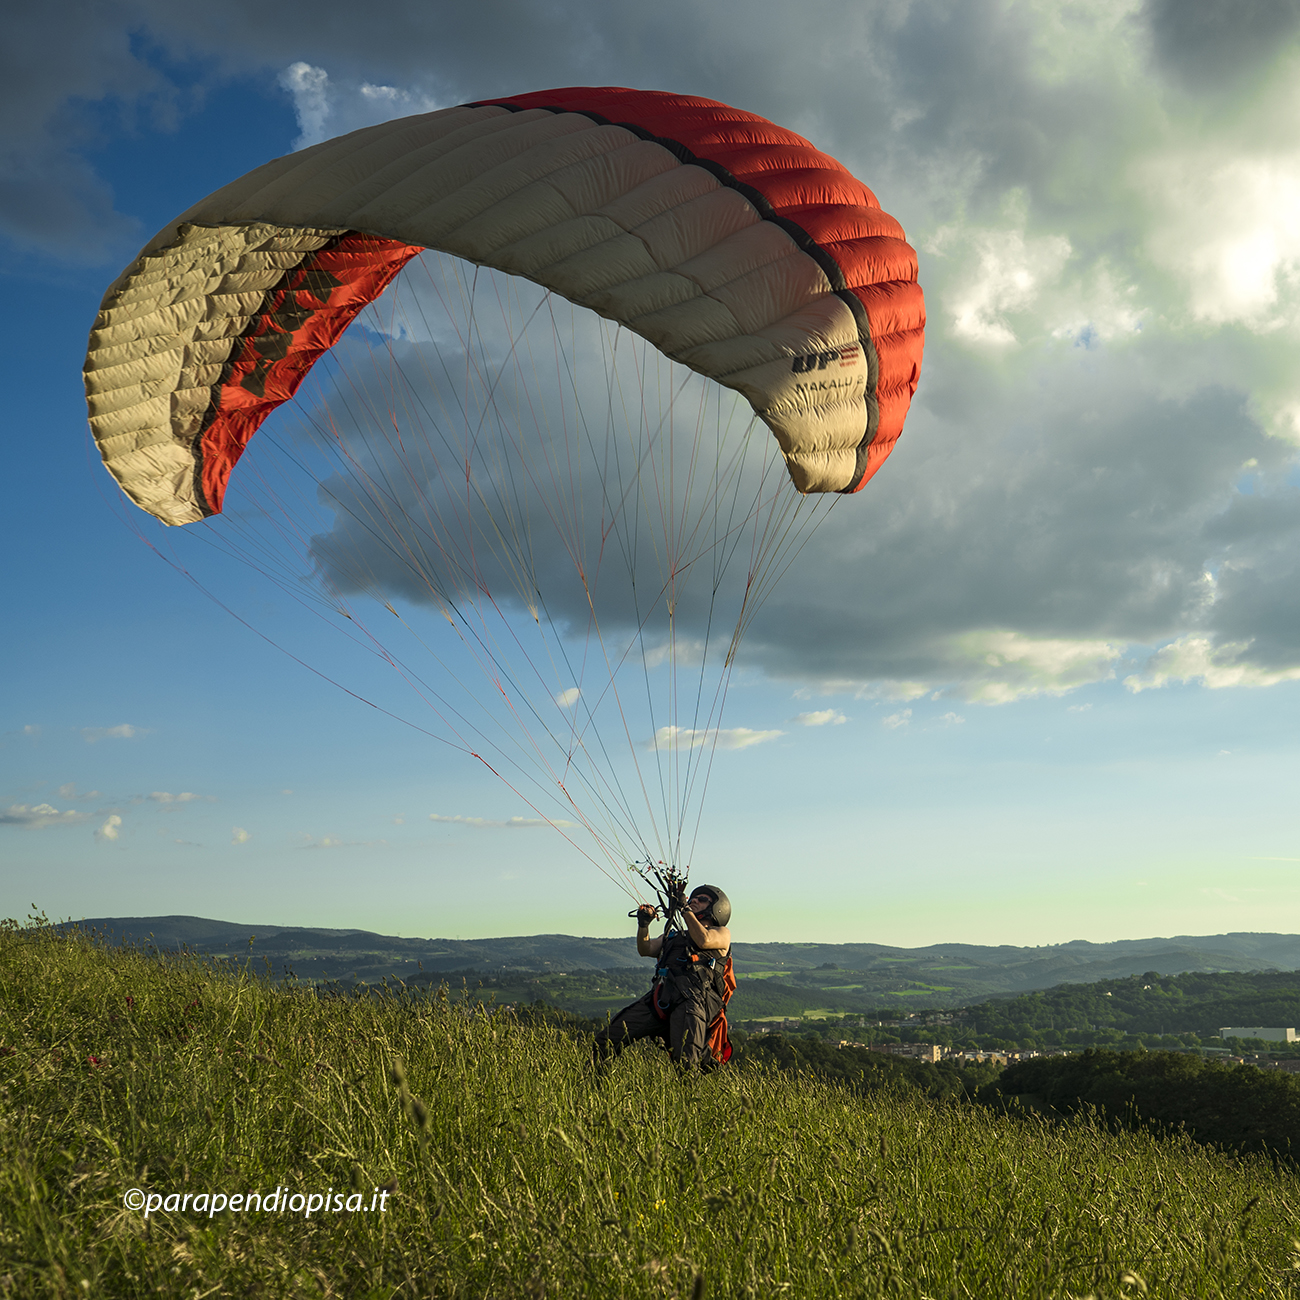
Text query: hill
3 916 1294 1296
62 914 1300 1008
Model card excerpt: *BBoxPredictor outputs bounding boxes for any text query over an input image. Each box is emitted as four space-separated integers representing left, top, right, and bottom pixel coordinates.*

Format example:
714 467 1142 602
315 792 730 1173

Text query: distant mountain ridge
59 916 1300 1005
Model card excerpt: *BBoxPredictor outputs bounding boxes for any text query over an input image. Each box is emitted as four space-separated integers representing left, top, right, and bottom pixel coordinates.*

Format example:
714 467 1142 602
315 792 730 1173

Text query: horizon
6 3 1300 947
50 911 1300 952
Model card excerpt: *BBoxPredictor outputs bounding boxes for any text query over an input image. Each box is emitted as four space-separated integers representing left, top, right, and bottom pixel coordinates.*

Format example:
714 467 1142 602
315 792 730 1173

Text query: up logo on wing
790 343 861 374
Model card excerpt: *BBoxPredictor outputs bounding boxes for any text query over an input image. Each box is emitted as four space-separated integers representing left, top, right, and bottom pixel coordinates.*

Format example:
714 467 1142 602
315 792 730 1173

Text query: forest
950 969 1300 1053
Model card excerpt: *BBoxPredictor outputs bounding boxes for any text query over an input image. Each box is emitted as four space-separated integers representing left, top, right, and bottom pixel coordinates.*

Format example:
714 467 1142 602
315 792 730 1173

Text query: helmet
688 884 731 927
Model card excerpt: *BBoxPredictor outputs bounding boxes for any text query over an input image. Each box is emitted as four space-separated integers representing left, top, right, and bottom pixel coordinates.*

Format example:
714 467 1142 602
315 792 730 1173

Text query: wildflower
87 1055 102 1068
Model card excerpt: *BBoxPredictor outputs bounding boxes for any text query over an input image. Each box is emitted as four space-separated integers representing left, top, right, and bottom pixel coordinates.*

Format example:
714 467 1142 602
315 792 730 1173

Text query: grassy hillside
3 917 1298 1296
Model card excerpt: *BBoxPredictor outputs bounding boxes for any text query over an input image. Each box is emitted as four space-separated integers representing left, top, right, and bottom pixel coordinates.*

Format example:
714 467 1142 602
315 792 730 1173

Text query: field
3 917 1299 1297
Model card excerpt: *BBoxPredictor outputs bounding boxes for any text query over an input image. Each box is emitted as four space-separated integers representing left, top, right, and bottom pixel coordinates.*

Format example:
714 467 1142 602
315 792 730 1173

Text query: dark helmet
688 884 731 927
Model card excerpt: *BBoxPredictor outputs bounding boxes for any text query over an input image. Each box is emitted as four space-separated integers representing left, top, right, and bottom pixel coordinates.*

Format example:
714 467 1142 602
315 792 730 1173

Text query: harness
651 930 729 1017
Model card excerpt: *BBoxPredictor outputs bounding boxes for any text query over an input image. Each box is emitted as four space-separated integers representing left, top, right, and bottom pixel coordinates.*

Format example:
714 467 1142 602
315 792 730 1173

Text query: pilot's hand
636 904 658 927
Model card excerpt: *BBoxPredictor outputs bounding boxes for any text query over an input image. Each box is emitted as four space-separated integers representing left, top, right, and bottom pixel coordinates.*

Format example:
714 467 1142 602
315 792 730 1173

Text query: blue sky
5 0 1300 945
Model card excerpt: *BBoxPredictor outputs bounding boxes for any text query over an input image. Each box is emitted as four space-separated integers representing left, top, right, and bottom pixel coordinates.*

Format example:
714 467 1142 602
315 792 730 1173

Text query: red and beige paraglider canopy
84 87 924 527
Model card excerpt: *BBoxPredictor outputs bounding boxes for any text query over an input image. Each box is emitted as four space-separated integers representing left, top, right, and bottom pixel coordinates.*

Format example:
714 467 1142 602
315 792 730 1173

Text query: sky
5 0 1300 946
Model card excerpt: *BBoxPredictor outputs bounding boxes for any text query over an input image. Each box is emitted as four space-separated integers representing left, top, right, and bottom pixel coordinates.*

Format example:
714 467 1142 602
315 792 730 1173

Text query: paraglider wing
84 87 924 526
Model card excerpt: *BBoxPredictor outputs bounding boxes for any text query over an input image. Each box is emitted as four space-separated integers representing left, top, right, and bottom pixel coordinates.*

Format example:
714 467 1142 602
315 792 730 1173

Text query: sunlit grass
2 916 1298 1297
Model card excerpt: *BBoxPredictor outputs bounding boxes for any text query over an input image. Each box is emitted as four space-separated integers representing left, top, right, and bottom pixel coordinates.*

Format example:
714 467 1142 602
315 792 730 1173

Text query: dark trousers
592 990 713 1067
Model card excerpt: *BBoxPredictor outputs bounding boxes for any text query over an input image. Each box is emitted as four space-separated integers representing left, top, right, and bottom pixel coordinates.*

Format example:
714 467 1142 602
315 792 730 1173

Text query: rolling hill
60 915 1300 1008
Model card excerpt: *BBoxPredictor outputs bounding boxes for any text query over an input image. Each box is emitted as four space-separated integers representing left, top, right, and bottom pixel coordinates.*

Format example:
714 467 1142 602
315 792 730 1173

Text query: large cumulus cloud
20 0 1300 703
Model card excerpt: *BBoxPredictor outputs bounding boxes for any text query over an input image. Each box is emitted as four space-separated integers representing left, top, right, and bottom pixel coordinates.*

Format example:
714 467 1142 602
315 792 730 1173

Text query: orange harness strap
706 954 737 1064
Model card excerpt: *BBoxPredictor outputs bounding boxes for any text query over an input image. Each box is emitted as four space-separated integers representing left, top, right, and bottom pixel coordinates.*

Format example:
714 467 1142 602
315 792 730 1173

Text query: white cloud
950 632 1123 704
927 195 1073 346
300 834 394 848
939 712 965 725
358 80 443 114
882 710 913 730
1125 636 1300 692
648 726 784 751
1 802 90 829
57 782 101 799
856 682 933 703
280 62 331 149
1142 148 1300 327
633 639 707 672
280 61 443 150
231 827 251 845
23 725 39 736
555 687 582 708
429 813 576 829
148 791 206 804
790 709 847 727
81 724 144 743
803 680 930 703
95 814 121 842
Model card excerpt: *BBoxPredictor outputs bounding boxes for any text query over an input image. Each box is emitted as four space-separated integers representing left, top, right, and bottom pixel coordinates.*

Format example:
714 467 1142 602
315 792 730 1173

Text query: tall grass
2 916 1298 1297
